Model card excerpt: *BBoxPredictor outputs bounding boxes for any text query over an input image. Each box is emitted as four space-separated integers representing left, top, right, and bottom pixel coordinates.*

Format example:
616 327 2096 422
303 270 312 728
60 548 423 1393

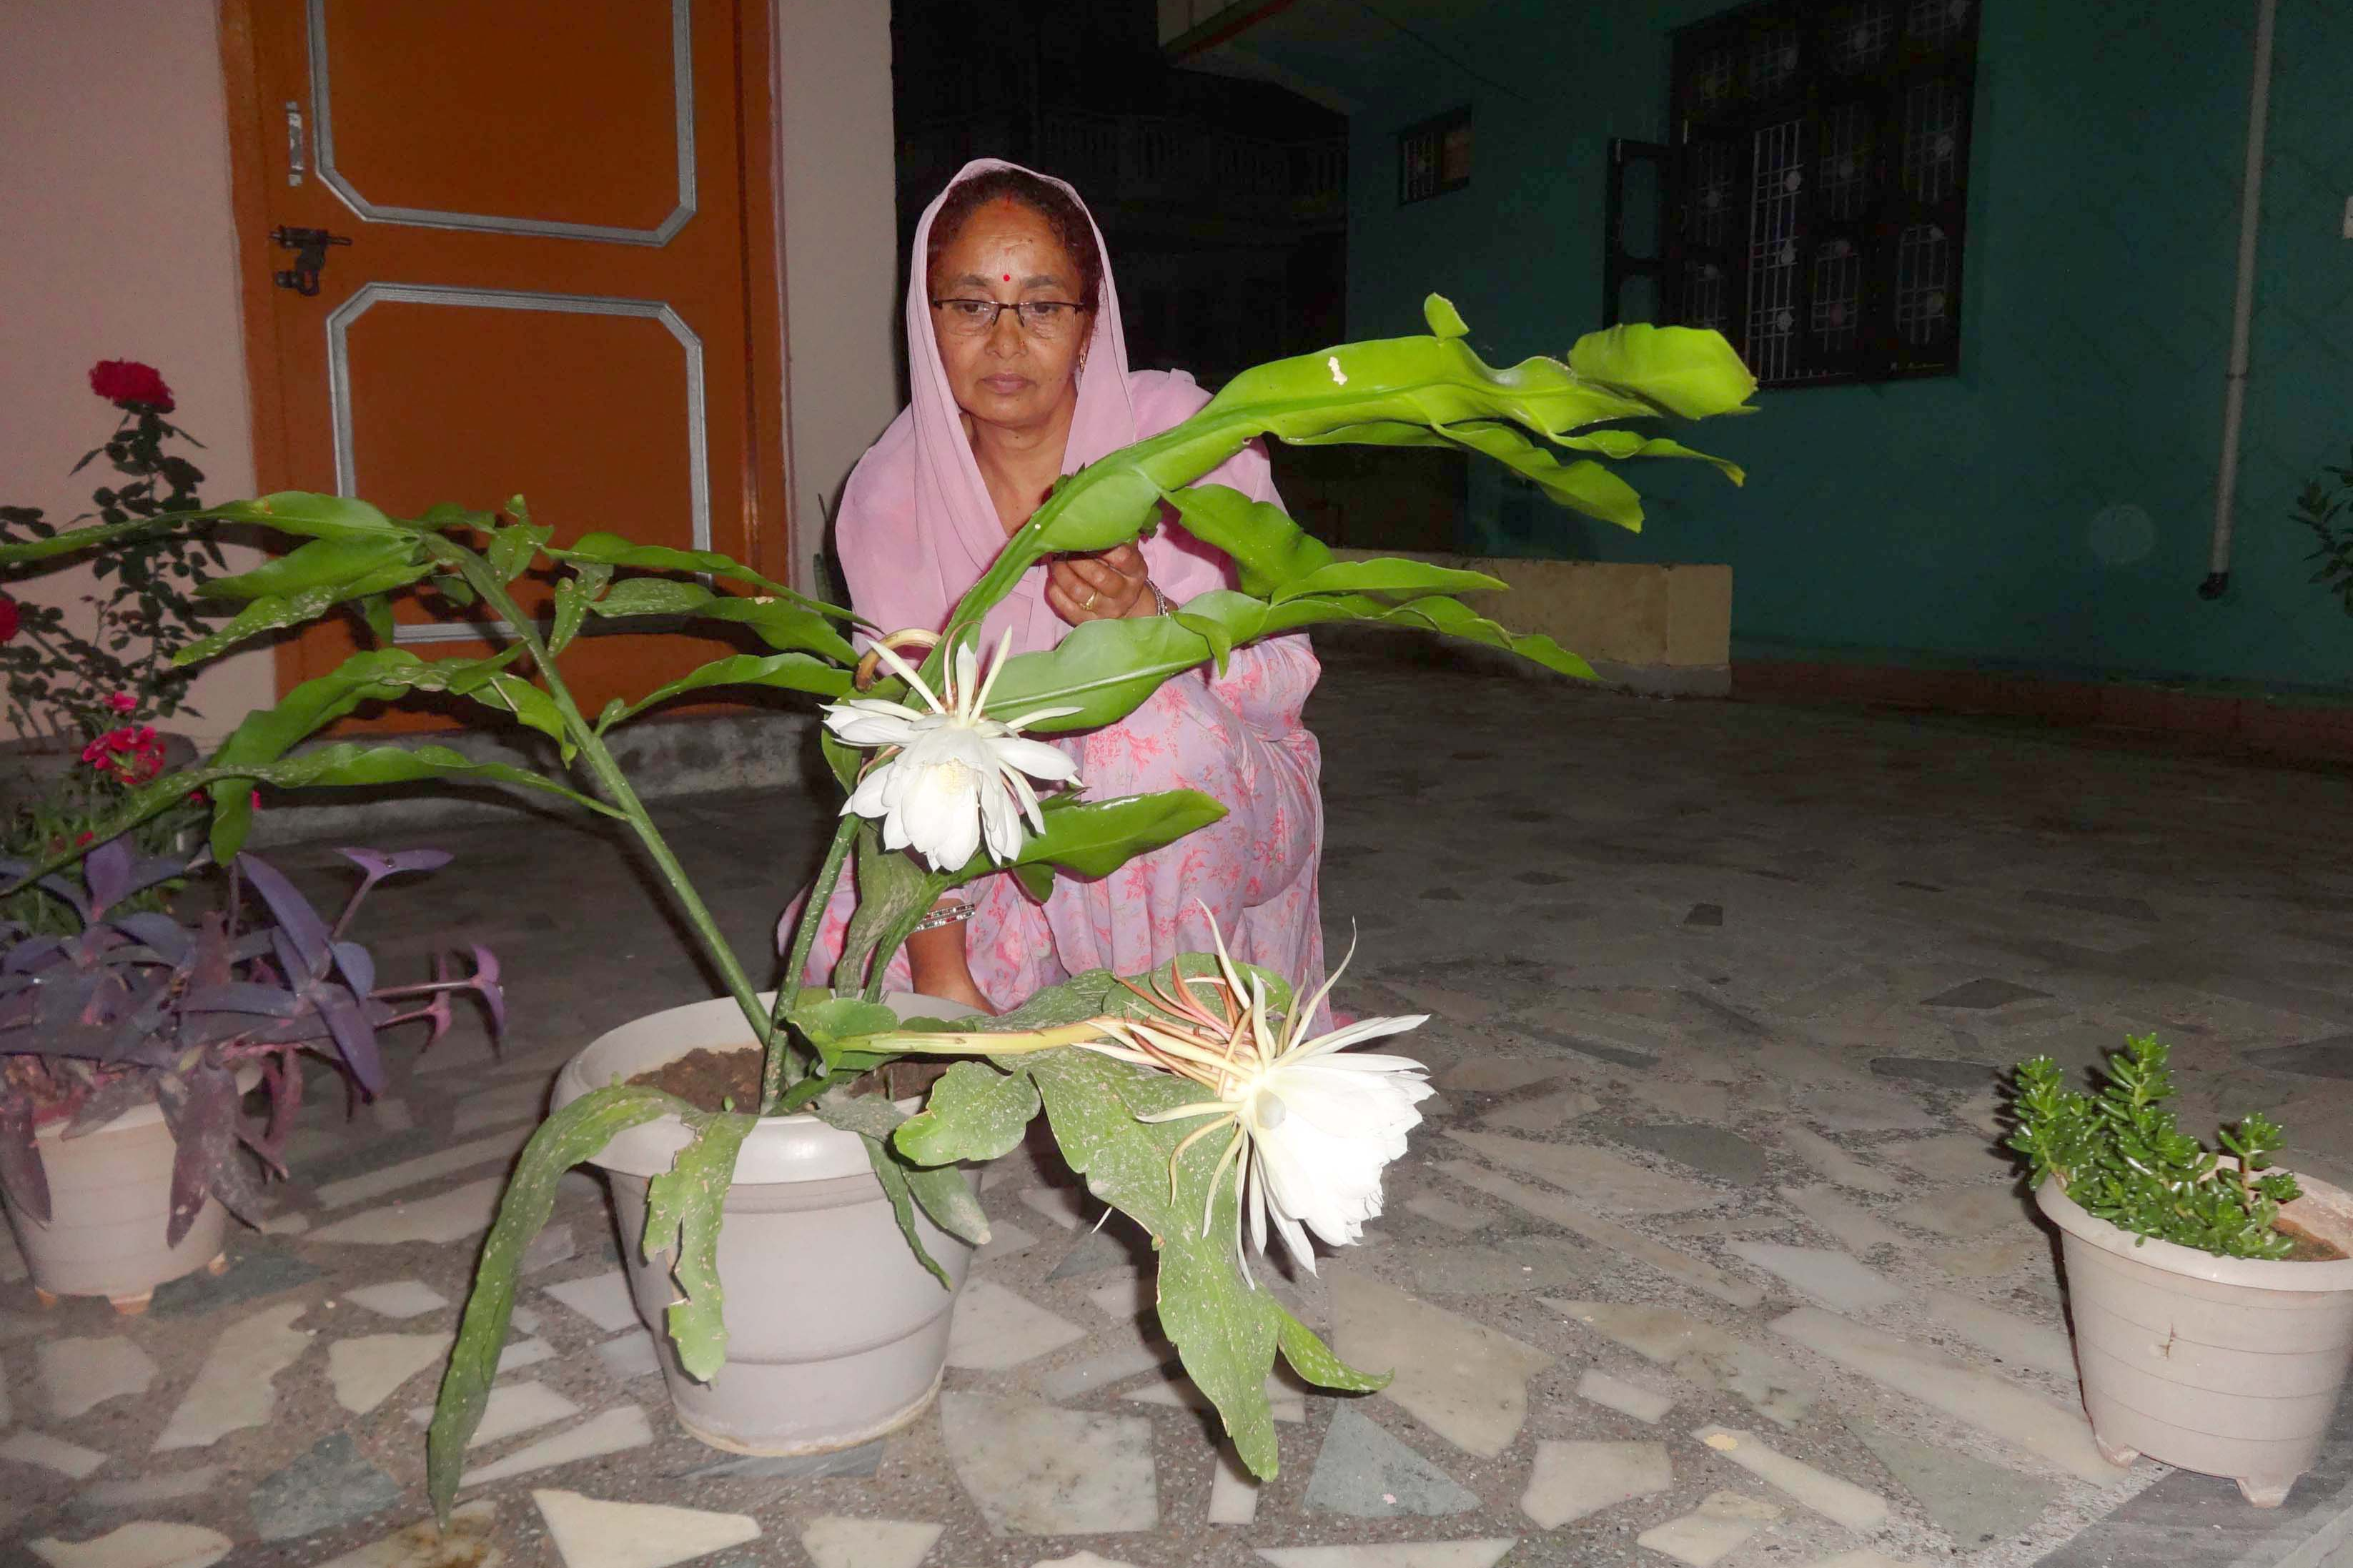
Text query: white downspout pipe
2203 0 2279 600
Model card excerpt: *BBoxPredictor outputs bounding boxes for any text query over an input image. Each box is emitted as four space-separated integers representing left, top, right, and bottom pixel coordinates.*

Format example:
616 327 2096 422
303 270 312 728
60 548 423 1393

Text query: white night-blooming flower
823 632 1082 871
1084 917 1431 1284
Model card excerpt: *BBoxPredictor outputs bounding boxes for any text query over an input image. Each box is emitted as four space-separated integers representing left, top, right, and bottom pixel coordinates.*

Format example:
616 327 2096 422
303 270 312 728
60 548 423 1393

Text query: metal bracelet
910 900 974 935
1147 580 1171 617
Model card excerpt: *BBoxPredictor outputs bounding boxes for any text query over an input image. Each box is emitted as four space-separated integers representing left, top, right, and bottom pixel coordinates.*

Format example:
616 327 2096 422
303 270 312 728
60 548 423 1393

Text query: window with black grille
1399 107 1472 205
1606 0 1980 388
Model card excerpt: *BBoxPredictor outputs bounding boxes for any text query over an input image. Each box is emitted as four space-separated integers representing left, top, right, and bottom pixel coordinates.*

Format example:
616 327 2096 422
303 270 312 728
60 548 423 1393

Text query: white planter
2 1065 261 1314
553 992 976 1455
2039 1173 2353 1504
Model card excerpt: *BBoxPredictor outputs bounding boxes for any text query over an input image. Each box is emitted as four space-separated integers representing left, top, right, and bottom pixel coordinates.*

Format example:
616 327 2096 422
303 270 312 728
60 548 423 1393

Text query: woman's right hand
907 923 996 1016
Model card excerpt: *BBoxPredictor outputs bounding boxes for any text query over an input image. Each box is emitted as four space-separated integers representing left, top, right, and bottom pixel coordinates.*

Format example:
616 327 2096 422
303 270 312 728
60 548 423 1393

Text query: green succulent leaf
588 578 858 664
598 652 853 731
641 1108 754 1382
549 562 613 657
1160 485 1332 598
427 1086 674 1524
893 1061 1041 1166
550 533 859 622
194 533 422 602
1566 321 1760 421
942 789 1229 887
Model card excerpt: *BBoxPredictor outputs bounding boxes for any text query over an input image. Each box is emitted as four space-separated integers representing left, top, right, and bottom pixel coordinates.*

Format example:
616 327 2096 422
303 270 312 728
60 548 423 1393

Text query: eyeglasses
930 298 1088 339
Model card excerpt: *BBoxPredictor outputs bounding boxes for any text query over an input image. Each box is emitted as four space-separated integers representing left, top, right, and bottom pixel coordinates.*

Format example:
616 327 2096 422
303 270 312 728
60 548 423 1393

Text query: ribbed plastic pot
2 1063 259 1314
553 991 975 1456
2039 1172 2353 1505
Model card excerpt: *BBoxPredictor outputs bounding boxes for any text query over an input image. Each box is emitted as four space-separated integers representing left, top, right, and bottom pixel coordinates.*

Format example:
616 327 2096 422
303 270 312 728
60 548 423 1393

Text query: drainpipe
2201 0 2279 600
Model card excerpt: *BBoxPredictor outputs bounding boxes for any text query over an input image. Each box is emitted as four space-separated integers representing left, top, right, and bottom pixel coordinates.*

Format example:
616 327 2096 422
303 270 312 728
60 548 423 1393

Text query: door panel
233 0 781 728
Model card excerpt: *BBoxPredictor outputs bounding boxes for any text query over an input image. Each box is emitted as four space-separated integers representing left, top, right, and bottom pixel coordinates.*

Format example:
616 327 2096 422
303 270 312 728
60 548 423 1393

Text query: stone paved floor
9 649 2353 1568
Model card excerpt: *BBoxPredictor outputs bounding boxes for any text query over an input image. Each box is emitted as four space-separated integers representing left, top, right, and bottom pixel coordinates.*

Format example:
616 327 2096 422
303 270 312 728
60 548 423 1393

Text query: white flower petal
988 735 1082 783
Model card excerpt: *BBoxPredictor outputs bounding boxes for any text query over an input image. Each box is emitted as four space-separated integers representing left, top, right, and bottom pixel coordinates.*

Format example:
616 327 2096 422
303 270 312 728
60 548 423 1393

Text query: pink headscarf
833 159 1247 655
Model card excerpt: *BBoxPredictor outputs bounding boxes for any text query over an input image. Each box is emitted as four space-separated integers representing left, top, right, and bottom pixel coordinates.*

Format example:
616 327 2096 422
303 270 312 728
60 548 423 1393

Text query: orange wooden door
224 0 786 726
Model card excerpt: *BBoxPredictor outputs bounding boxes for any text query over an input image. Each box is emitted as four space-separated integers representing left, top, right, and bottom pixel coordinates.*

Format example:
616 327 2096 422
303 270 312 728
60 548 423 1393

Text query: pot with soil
552 991 977 1456
2039 1173 2353 1504
6 1063 261 1313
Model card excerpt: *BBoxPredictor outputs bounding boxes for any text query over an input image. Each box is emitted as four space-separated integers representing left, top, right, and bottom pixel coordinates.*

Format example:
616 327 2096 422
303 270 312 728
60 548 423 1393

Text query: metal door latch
269 225 350 296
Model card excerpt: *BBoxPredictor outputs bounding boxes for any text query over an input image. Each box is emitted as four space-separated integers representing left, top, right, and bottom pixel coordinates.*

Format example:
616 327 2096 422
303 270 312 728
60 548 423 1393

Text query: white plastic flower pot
2 1062 261 1314
552 991 976 1456
2038 1172 2353 1505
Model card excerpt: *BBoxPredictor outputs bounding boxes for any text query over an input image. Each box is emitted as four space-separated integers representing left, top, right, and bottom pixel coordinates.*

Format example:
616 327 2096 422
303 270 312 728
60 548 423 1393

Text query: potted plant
2008 1036 2353 1504
0 831 497 1311
1 360 226 814
0 299 1755 1519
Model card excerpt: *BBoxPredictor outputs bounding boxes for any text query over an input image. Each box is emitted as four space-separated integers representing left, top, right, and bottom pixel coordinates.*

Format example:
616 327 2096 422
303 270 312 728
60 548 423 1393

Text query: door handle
269 225 351 297
285 101 306 187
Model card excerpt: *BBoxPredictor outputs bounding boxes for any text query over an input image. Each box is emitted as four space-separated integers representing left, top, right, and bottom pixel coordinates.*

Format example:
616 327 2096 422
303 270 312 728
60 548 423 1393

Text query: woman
786 159 1325 1020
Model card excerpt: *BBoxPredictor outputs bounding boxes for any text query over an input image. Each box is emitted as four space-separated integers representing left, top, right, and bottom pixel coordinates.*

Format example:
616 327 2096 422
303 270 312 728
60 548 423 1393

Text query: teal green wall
1262 1 2353 691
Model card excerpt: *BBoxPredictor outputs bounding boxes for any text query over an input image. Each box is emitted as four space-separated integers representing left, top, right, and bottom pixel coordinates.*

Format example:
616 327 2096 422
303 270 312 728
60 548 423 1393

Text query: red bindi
1002 274 1011 282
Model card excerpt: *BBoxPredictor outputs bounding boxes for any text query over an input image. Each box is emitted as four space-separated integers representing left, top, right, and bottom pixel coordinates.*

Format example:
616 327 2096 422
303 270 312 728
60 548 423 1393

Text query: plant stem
441 541 774 1056
765 813 858 1111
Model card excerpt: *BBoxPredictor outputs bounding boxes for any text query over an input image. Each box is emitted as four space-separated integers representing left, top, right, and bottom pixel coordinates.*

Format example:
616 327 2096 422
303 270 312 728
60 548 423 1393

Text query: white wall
775 0 903 595
0 3 272 749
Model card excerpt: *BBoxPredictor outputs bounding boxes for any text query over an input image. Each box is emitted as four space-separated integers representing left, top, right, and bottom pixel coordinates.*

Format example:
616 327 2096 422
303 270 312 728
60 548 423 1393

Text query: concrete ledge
1330 550 1733 697
245 708 821 848
1737 660 2353 766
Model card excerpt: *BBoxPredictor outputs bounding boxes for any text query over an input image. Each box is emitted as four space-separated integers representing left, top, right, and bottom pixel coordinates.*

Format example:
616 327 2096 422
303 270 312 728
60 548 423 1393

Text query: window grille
1399 106 1472 205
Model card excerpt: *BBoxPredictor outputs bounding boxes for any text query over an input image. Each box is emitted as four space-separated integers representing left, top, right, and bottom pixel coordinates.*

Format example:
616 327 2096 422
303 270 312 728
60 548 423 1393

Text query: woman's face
928 197 1092 435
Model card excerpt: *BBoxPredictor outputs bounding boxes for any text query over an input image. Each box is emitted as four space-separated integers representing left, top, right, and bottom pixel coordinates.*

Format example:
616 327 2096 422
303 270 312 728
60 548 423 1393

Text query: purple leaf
335 847 453 904
317 984 387 1096
269 928 314 991
63 1075 154 1138
106 913 192 965
183 983 304 1018
34 875 91 925
157 1068 250 1246
81 835 134 916
3 936 64 975
467 944 505 1036
331 940 375 1001
0 1096 50 1224
235 853 332 979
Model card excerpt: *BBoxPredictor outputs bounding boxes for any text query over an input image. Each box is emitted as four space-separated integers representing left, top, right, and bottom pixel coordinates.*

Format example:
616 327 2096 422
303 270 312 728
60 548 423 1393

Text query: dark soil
627 1046 951 1112
630 1046 762 1113
2274 1217 2349 1261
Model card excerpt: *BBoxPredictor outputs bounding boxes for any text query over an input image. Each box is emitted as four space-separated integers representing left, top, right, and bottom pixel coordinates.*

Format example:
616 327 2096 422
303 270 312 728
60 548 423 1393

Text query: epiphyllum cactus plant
0 833 498 1241
0 298 1757 1517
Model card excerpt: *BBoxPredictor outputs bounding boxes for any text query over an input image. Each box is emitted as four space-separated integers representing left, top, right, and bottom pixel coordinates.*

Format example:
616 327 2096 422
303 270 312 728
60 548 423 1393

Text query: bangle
911 900 974 934
1146 580 1171 617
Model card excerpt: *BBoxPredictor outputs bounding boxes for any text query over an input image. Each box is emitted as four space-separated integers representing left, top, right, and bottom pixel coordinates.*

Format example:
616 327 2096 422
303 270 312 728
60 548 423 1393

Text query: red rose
0 593 17 643
88 359 174 413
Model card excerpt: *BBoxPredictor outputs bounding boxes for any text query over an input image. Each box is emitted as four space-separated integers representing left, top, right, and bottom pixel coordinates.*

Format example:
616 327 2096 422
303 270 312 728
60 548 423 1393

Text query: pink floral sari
781 159 1327 1018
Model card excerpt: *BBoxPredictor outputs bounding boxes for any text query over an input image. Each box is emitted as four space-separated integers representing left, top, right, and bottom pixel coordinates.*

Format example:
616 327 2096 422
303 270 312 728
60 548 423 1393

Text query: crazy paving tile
1780 1127 1902 1196
1881 1133 2007 1184
1778 1185 1906 1254
449 1080 550 1136
798 1515 942 1568
307 1177 505 1246
1635 1489 1786 1567
342 1280 450 1319
1725 1242 1906 1314
678 1442 886 1482
1400 1192 1493 1232
1304 1404 1482 1518
1589 1121 1772 1186
38 1336 159 1419
1019 1186 1098 1231
1123 1373 1304 1423
498 1337 555 1374
250 1432 402 1542
1575 1369 1676 1424
27 1522 232 1568
943 1278 1088 1370
1693 1426 1890 1531
1254 1542 1517 1568
309 1499 501 1568
543 1269 641 1334
976 1217 1039 1263
1520 1439 1673 1527
595 1328 664 1383
936 1391 1158 1534
1034 1334 1172 1402
1477 1088 1600 1133
329 1332 454 1414
1769 1307 2125 1483
2 1430 109 1479
154 1301 313 1450
1549 1299 1814 1428
1208 1444 1261 1526
1392 1235 1591 1296
535 1488 760 1568
1893 1187 2033 1241
71 1467 224 1514
1918 1289 2077 1381
520 1223 578 1276
460 1404 655 1487
1331 1271 1552 1457
314 1126 533 1209
1440 1163 1763 1308
1843 1414 2058 1547
1440 1131 1723 1213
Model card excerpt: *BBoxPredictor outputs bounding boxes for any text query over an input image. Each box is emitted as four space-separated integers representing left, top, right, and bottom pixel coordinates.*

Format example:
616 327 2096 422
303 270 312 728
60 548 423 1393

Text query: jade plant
2008 1034 2302 1259
0 297 1757 1519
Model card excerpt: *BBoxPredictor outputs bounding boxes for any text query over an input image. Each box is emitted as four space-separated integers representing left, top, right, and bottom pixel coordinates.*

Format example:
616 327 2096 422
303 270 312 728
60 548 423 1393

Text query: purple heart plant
0 833 499 1246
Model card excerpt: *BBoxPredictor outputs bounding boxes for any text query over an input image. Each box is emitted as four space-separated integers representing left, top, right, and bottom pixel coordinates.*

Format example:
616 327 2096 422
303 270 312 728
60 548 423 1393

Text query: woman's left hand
1046 544 1156 625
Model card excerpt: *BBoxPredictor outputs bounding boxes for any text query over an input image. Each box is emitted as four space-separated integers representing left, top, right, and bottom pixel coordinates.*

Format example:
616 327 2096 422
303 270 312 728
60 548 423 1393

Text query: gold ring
1082 590 1099 610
